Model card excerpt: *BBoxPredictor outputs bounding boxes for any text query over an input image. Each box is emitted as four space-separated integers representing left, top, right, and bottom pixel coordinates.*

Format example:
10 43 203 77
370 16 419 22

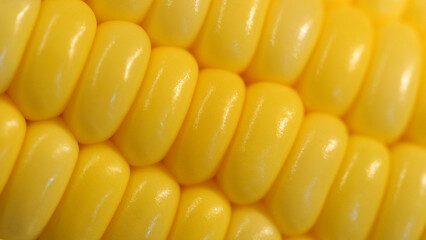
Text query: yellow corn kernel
142 0 211 48
168 182 231 240
217 82 304 204
266 113 348 235
0 118 78 240
0 0 40 93
245 0 324 85
0 95 26 193
225 205 282 240
64 20 151 144
113 47 198 167
8 0 96 120
192 0 270 73
355 0 409 23
103 164 180 240
164 69 245 185
85 0 153 23
4 0 426 238
313 135 389 240
297 6 373 116
40 142 130 240
403 0 426 146
346 21 422 143
369 143 426 240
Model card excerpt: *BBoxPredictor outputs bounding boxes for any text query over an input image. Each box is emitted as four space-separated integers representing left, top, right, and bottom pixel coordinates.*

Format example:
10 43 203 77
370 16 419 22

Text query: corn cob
0 0 426 239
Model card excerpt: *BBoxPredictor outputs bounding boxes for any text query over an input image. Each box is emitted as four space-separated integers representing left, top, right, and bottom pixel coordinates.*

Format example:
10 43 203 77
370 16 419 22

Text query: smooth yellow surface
8 0 96 120
245 0 323 85
0 119 78 240
370 143 426 240
103 164 180 240
225 205 282 240
0 0 40 93
313 135 389 240
86 0 153 23
404 0 426 35
0 95 26 193
113 47 198 166
346 22 422 143
164 69 245 185
403 0 426 146
40 142 130 240
192 0 270 73
297 6 373 116
168 182 231 240
217 82 304 204
143 0 211 48
266 113 348 235
284 236 315 240
406 76 426 146
323 0 353 8
356 0 409 23
64 21 151 144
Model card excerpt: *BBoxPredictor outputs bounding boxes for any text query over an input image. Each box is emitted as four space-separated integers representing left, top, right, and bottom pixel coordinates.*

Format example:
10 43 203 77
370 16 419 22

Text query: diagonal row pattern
0 0 426 239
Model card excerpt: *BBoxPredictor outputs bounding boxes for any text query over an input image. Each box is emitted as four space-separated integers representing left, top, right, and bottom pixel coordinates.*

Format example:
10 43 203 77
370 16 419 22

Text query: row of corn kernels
1 0 426 239
86 0 426 145
2 94 426 239
2 0 426 146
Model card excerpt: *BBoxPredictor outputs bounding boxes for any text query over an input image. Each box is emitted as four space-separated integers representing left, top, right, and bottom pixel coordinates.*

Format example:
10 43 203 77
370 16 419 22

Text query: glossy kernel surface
369 143 426 240
313 135 389 240
168 182 231 240
113 47 198 167
40 142 130 240
164 69 245 185
346 22 422 143
8 0 96 120
103 164 180 240
217 82 304 204
64 20 151 144
143 0 211 48
0 95 26 194
297 6 373 116
193 0 270 73
266 113 348 235
2 0 426 239
245 0 324 85
0 119 78 240
225 205 282 240
0 0 40 93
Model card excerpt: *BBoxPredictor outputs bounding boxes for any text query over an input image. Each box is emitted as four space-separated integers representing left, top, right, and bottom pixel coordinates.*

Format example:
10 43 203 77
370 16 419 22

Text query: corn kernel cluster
1 0 426 239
